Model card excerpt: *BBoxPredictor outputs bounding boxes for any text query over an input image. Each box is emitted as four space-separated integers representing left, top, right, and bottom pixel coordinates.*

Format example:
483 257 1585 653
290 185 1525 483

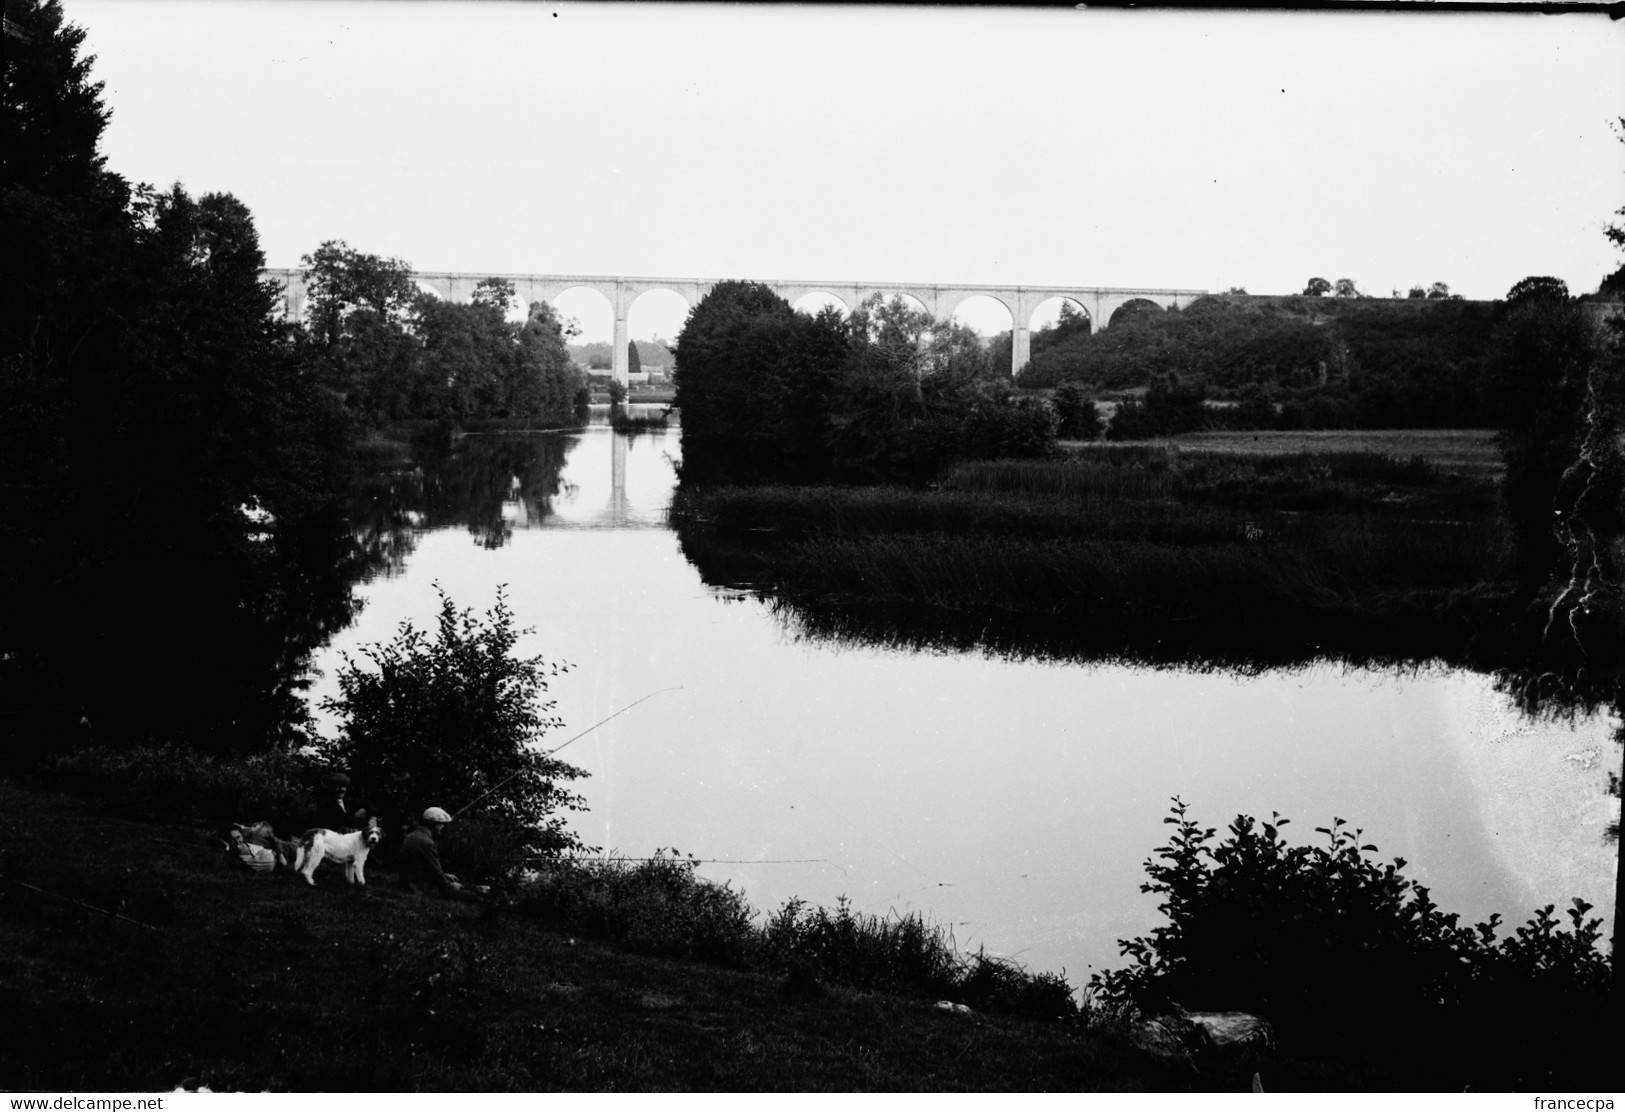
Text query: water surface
309 424 1617 986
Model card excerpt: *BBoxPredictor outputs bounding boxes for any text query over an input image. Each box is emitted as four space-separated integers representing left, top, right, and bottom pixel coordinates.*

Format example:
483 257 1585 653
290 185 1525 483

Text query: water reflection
346 419 680 580
318 427 1618 984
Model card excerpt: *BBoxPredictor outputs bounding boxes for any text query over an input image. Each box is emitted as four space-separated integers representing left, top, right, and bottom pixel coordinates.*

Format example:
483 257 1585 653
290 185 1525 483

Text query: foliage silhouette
1089 798 1613 1088
319 586 589 858
674 284 1055 486
2 1 358 755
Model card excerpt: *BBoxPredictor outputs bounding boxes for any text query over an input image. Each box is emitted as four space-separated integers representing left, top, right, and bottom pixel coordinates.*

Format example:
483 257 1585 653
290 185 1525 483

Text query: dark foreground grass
11 772 1605 1093
0 778 1250 1092
0 777 1465 1092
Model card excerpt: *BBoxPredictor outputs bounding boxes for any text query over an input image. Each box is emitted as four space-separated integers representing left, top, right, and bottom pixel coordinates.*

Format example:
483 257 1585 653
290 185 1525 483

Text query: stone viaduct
261 270 1210 384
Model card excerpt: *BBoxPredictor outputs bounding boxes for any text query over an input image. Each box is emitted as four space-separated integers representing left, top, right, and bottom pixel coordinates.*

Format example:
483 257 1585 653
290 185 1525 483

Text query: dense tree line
1 1 586 759
673 283 1057 485
296 244 586 431
2 0 357 756
1020 294 1507 432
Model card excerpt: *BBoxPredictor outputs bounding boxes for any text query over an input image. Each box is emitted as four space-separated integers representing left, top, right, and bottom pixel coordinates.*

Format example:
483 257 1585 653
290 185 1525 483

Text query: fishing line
508 854 841 873
453 685 683 818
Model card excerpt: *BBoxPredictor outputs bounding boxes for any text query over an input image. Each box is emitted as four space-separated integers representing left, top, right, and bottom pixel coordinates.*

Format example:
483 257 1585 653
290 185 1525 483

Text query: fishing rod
452 686 683 818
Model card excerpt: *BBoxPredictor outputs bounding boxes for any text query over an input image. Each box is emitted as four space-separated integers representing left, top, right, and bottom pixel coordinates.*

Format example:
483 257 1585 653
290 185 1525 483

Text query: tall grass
671 447 1511 668
517 852 1077 1020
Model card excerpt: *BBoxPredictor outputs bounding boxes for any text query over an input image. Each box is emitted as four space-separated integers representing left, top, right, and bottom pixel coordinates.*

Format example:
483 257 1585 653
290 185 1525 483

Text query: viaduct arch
262 270 1209 384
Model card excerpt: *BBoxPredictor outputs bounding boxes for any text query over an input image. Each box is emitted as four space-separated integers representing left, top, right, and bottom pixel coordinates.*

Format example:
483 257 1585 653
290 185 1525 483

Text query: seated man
399 806 481 902
312 771 365 832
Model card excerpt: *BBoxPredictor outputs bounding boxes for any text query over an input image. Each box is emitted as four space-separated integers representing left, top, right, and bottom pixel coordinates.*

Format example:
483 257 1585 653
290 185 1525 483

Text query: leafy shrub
1089 798 1612 1083
1052 383 1103 440
961 395 1060 460
1106 375 1209 440
318 585 589 860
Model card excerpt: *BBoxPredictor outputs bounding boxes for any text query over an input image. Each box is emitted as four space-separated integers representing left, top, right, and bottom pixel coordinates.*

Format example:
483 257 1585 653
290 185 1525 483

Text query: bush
961 394 1059 460
519 850 758 966
1089 798 1612 1083
318 585 589 862
1052 383 1103 440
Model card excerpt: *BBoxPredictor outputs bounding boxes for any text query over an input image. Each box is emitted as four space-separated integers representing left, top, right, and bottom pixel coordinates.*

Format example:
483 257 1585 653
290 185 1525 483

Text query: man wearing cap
399 806 481 901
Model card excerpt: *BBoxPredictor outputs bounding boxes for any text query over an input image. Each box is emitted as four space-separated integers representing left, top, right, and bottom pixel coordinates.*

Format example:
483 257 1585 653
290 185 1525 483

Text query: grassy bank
6 771 1603 1091
0 777 1280 1093
671 440 1512 666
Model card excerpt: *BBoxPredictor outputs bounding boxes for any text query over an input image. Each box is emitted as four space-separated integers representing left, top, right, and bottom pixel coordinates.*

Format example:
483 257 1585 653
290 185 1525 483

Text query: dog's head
362 815 383 847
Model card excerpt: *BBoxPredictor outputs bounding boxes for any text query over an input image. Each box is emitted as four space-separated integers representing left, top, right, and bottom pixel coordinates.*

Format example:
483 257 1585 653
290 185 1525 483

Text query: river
308 418 1618 989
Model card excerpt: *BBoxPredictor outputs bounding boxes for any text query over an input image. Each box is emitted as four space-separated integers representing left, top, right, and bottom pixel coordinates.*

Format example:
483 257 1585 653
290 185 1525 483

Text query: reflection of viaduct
262 270 1209 382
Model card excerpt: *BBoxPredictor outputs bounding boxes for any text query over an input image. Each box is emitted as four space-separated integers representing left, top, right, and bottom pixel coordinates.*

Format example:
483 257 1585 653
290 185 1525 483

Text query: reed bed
672 445 1509 665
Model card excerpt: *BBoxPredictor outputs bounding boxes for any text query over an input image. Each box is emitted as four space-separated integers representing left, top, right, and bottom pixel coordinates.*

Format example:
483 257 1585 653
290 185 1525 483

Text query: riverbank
7 772 1610 1092
0 776 1271 1093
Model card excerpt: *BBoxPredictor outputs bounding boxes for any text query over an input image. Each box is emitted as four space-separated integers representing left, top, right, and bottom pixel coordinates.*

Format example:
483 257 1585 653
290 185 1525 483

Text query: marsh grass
671 445 1509 664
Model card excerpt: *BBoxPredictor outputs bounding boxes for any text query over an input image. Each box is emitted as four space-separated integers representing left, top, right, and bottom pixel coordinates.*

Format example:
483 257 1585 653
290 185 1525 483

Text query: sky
66 0 1625 343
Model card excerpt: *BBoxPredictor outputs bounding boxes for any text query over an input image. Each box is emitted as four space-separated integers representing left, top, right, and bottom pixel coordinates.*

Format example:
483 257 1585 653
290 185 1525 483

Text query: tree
1408 286 1427 299
1426 281 1453 300
321 586 589 857
672 279 800 483
1504 275 1570 307
1487 280 1615 593
1057 298 1092 335
1052 382 1102 439
511 302 585 424
471 276 515 315
1031 299 1092 360
1333 277 1362 298
297 241 423 427
299 240 417 347
411 290 513 422
627 338 642 378
1603 118 1625 296
1303 277 1332 297
2 1 356 755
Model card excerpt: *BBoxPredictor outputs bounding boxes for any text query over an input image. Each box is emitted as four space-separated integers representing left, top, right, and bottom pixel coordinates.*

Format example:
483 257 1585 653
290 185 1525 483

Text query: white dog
291 815 383 887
